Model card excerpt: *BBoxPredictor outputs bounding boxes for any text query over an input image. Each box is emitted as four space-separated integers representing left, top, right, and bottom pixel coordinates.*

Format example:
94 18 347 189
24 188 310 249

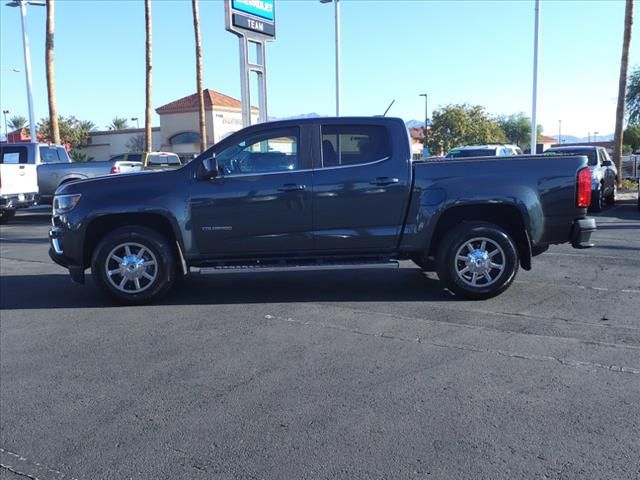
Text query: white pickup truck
0 144 39 223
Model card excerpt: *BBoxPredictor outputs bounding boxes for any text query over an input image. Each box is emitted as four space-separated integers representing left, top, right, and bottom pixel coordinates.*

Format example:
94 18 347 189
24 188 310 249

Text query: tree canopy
623 125 640 151
497 113 532 147
109 117 130 130
38 115 93 149
627 66 640 125
8 115 28 131
427 104 506 154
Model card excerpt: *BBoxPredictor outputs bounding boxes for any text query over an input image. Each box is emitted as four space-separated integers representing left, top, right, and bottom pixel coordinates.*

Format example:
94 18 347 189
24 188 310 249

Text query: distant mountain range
552 133 614 144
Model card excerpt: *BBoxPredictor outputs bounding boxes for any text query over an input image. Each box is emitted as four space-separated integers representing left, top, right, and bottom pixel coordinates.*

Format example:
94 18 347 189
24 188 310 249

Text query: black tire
436 222 519 300
91 226 176 305
0 209 16 225
605 183 616 205
590 187 603 212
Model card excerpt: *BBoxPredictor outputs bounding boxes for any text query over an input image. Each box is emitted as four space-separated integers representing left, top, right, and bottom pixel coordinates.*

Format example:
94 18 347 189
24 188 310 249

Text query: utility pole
558 119 561 144
419 93 428 148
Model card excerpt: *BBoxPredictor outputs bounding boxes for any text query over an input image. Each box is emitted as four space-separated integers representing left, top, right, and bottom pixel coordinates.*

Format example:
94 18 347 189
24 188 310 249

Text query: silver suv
544 146 617 212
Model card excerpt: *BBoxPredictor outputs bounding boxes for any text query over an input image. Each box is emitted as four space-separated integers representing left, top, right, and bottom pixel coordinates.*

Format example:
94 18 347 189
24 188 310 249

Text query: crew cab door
311 122 412 252
190 126 313 256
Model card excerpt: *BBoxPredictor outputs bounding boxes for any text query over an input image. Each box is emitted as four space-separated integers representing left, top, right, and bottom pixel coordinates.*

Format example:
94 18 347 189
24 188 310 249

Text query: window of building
170 132 201 145
321 125 391 167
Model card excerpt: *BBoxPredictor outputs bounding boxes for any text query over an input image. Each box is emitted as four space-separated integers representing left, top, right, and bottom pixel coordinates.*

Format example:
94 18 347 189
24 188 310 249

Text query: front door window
216 127 299 175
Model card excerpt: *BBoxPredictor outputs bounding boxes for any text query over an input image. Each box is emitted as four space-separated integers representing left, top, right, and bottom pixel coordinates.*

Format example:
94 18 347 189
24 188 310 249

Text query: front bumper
0 192 38 210
49 227 85 283
571 217 596 249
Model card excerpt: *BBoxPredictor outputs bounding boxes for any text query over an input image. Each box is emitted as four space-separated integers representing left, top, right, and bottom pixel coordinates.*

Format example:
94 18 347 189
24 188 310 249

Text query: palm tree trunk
192 0 207 152
613 0 634 184
46 0 60 145
144 0 153 153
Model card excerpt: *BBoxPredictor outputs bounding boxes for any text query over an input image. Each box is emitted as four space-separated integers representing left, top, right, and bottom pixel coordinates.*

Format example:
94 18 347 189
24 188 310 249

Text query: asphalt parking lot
1 198 639 480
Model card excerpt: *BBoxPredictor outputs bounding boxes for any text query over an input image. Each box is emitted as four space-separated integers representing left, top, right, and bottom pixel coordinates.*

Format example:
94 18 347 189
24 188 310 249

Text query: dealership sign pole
225 0 276 127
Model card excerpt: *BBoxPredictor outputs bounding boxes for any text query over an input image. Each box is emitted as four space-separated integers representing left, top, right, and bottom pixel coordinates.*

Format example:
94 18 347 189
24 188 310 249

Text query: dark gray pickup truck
48 117 596 304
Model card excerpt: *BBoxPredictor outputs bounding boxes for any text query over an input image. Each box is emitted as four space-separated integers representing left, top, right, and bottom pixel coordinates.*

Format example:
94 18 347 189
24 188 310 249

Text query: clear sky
1 0 638 138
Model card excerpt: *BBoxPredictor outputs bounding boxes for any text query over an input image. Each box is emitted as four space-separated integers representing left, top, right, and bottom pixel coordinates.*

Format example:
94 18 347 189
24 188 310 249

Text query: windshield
446 148 497 158
546 149 597 166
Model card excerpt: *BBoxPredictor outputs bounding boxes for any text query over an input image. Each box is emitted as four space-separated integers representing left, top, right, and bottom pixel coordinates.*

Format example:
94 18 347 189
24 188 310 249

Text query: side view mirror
601 160 613 167
198 156 220 180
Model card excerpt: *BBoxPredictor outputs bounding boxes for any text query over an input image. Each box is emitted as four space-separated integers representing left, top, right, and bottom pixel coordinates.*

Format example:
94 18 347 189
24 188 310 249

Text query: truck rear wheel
437 222 519 300
91 226 176 305
0 209 16 225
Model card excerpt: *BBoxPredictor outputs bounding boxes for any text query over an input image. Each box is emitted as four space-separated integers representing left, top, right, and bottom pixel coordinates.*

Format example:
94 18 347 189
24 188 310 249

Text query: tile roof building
80 89 258 161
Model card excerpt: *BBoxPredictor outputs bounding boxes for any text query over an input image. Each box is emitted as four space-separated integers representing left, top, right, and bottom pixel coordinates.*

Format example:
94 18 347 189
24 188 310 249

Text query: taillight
110 165 120 174
576 167 591 208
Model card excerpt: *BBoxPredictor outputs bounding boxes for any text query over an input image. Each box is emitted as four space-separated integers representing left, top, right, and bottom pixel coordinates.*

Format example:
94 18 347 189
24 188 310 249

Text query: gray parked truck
35 145 142 204
0 143 143 206
49 117 596 304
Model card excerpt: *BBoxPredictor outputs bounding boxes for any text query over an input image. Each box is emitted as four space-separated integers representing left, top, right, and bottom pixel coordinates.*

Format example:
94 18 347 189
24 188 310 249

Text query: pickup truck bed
48 117 595 304
38 160 142 204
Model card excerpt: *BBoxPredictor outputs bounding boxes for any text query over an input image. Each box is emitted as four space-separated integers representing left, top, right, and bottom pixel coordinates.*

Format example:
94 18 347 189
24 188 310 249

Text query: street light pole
320 0 341 116
530 0 540 154
7 0 45 143
131 117 140 129
419 93 428 148
334 0 341 116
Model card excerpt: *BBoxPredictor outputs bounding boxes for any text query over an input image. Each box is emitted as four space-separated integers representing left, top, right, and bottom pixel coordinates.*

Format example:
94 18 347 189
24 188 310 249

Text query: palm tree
109 117 129 130
78 120 95 132
627 67 640 125
192 0 207 152
613 0 634 182
8 115 28 131
144 0 152 152
46 0 60 144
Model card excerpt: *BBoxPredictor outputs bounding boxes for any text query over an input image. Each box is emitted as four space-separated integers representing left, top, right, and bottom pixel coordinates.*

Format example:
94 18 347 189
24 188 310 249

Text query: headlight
53 194 82 215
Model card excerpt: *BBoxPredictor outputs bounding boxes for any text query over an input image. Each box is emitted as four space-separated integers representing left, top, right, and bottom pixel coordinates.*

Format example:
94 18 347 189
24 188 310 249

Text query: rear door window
39 146 62 163
321 125 391 167
0 146 28 164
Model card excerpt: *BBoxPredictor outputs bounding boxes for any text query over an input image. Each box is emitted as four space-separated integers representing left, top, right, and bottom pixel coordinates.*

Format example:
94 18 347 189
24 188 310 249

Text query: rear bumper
571 217 596 249
0 192 38 210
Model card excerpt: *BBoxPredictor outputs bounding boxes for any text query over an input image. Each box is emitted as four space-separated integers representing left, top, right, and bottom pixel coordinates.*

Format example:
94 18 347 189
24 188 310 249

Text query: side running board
196 259 399 275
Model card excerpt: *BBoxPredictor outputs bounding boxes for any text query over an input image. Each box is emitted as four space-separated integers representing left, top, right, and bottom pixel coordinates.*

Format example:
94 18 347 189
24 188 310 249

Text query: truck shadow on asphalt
0 269 456 310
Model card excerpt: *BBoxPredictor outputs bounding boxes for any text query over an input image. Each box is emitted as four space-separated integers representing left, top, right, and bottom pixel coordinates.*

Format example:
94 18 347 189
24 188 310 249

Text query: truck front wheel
91 226 176 305
437 222 519 300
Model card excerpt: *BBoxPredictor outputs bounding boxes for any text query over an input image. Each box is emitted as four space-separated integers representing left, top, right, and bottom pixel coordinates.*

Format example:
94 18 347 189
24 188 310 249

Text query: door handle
369 177 399 186
278 184 306 192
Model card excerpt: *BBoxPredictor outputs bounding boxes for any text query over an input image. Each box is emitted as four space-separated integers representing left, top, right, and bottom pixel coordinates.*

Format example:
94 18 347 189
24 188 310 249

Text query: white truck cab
0 143 40 224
